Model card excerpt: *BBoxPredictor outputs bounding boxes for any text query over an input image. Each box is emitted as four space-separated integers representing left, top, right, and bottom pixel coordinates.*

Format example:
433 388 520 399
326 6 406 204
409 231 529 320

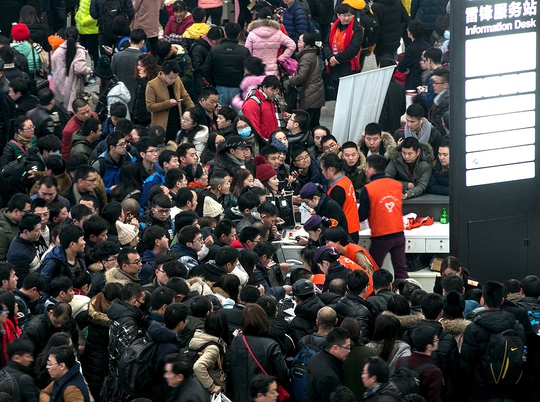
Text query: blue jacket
92 150 136 194
411 0 447 31
99 117 115 142
251 265 286 300
397 37 430 90
140 249 156 284
282 2 310 43
39 245 87 286
139 170 166 208
7 235 38 287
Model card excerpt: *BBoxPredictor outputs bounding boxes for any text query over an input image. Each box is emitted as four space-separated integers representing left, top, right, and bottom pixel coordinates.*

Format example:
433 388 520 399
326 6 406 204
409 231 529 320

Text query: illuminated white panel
466 162 535 187
466 145 535 170
466 128 536 152
465 72 537 100
466 94 535 118
465 32 536 78
466 111 535 135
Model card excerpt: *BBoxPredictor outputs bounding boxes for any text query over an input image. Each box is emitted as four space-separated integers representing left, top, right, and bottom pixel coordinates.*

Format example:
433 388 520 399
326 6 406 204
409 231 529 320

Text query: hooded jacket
70 130 95 160
245 19 296 77
202 38 251 87
289 295 325 345
92 150 136 194
0 208 20 262
183 22 212 39
288 47 325 110
343 151 369 193
385 141 434 199
75 0 99 35
357 131 397 159
282 1 309 43
188 329 227 391
39 245 87 286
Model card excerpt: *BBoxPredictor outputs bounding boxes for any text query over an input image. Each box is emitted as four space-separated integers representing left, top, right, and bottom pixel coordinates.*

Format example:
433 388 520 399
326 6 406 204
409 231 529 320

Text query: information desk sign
461 0 537 187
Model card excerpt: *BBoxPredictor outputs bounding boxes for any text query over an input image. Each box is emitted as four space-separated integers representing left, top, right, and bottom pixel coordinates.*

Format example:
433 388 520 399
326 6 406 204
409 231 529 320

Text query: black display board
450 0 540 282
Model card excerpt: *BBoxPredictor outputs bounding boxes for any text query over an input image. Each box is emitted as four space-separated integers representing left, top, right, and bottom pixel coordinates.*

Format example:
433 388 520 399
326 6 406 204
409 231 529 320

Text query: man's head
49 202 68 226
421 293 444 320
8 78 29 101
164 354 193 388
424 47 443 70
313 126 330 150
81 117 102 143
253 241 276 269
317 306 337 331
106 131 127 159
159 150 180 172
260 146 282 170
260 75 280 100
362 357 389 389
405 104 425 133
143 226 169 252
0 262 17 291
70 204 93 228
373 269 393 292
120 282 146 308
286 109 310 134
47 302 72 328
199 86 219 113
432 68 449 94
164 302 189 333
151 194 172 222
438 137 449 168
238 227 261 250
83 215 109 244
251 374 278 402
346 270 370 297
409 326 438 354
7 193 31 222
214 219 237 246
156 260 187 286
109 102 128 126
8 338 35 367
325 327 351 361
37 135 61 159
72 99 92 122
257 202 279 228
129 27 147 48
160 60 181 85
118 247 142 277
407 19 425 40
191 7 206 23
209 171 231 196
177 143 199 166
401 137 421 164
74 165 98 193
47 345 76 380
482 280 505 309
58 224 86 255
341 142 360 168
18 212 42 243
178 225 203 252
150 287 176 315
363 122 383 153
215 246 240 272
175 188 197 212
520 275 540 299
321 134 340 155
49 276 74 303
93 240 120 271
20 272 47 302
441 274 464 296
224 22 241 39
290 144 311 171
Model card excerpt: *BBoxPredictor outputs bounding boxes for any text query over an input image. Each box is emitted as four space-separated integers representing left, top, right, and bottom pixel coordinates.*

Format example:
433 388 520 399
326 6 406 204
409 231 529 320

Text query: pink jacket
231 74 267 111
245 18 296 76
51 42 91 112
132 0 163 38
198 0 222 9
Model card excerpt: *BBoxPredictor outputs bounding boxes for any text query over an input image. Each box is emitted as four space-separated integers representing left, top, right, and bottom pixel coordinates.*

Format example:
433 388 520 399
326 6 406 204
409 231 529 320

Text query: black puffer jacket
225 334 289 402
4 361 40 402
268 316 295 358
81 297 112 401
21 310 78 357
133 78 151 125
191 38 212 91
27 23 53 52
319 292 342 310
366 288 394 317
460 310 526 399
289 295 325 345
201 38 250 87
306 349 344 402
336 293 374 343
107 298 144 373
372 0 409 52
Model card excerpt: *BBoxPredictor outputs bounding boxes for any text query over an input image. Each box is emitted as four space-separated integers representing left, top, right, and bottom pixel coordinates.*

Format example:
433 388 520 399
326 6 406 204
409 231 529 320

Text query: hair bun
254 155 267 166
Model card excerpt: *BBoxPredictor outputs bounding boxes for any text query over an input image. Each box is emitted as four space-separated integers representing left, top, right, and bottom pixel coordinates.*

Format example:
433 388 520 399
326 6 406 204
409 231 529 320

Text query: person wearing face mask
235 116 266 157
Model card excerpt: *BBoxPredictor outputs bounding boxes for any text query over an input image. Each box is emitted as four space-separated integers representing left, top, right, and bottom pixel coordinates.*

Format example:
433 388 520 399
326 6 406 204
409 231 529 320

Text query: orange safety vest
364 177 404 237
345 243 379 273
328 175 360 234
338 255 374 297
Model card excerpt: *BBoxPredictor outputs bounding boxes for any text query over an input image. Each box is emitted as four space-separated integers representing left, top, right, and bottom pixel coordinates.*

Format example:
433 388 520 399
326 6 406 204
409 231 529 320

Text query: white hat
116 221 139 246
203 197 224 218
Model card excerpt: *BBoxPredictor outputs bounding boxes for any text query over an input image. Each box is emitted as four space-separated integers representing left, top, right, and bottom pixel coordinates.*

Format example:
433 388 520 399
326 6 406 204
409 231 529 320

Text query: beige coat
188 329 227 391
146 75 195 131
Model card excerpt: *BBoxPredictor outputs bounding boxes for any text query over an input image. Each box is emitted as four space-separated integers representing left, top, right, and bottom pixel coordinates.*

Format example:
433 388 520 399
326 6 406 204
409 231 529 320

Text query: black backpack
179 341 222 367
290 335 322 402
517 302 540 337
1 153 33 197
117 335 160 397
479 320 525 385
0 369 21 402
389 356 438 397
356 9 380 48
99 0 128 33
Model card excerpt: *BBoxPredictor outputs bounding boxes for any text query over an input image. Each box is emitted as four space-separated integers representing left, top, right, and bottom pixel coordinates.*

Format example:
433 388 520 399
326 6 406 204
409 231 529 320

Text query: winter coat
379 80 407 135
111 47 141 110
80 297 111 398
105 267 141 286
245 19 296 77
366 288 394 316
366 339 411 374
75 0 99 35
164 14 195 36
5 361 40 402
177 125 209 159
62 113 99 159
7 235 40 287
165 375 209 402
322 20 364 79
411 0 448 31
183 23 212 40
251 265 287 301
146 75 195 130
132 0 161 38
344 344 379 401
107 298 144 373
225 334 289 402
188 330 227 391
26 103 68 140
39 245 87 286
372 0 409 53
336 293 375 343
70 131 94 160
147 321 181 374
90 0 135 36
22 311 78 357
343 154 369 194
282 2 309 43
242 87 283 140
133 78 152 125
396 37 430 90
51 42 92 112
0 208 21 262
289 295 325 345
306 350 344 402
27 23 53 52
439 318 471 353
427 160 449 195
385 141 434 199
12 42 42 72
460 310 526 399
107 81 132 120
288 47 325 110
289 156 328 192
40 361 90 402
232 75 267 111
0 135 38 170
314 194 349 235
92 151 136 194
202 38 251 88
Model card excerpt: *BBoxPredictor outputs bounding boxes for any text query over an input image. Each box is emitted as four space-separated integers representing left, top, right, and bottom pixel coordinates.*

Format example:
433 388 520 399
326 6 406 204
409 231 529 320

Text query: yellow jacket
182 22 211 39
75 0 98 35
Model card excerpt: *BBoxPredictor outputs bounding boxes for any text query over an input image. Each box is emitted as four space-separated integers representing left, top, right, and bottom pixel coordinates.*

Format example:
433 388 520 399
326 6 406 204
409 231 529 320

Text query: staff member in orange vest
320 153 361 243
359 154 408 279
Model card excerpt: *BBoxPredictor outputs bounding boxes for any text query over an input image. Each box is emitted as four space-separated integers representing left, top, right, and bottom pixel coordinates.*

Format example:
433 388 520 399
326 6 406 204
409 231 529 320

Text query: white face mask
444 30 450 40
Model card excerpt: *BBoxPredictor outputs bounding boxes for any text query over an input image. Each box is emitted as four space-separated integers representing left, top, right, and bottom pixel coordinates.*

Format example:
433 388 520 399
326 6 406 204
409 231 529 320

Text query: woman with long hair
313 246 351 292
185 163 209 189
366 314 411 375
177 107 209 158
201 132 225 165
51 26 92 112
133 54 160 125
34 332 73 389
254 156 280 196
19 5 52 53
234 115 265 156
0 292 21 366
230 168 255 198
110 162 144 202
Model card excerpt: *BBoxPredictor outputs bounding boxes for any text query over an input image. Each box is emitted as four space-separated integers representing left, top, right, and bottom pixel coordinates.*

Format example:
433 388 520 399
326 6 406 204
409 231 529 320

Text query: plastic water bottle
522 345 528 363
440 208 449 224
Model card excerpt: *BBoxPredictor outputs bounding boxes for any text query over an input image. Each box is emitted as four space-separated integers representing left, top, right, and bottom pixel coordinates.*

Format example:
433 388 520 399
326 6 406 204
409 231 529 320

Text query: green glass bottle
440 208 449 224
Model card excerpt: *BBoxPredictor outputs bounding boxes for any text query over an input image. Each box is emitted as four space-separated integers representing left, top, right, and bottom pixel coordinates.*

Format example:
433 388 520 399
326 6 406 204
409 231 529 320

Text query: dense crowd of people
0 0 527 402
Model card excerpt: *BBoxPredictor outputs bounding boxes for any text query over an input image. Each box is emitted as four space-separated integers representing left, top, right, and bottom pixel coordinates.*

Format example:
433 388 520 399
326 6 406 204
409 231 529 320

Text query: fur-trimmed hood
188 276 214 296
105 267 140 286
88 297 112 327
344 149 367 172
247 18 281 33
387 140 435 164
87 261 103 274
382 310 425 329
439 317 471 336
357 131 397 160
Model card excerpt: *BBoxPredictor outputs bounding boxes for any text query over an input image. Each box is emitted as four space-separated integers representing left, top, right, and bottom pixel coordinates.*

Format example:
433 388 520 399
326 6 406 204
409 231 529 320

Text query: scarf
225 152 247 168
13 133 33 150
404 119 432 144
327 20 360 73
256 87 285 133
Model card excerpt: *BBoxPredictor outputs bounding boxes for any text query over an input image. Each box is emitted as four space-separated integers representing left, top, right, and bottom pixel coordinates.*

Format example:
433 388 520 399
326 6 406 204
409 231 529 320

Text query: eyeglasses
23 125 35 131
135 299 145 305
294 154 310 163
153 208 170 215
116 142 127 148
323 143 337 152
192 237 204 243
127 259 142 265
180 116 193 122
335 344 351 350
46 361 59 367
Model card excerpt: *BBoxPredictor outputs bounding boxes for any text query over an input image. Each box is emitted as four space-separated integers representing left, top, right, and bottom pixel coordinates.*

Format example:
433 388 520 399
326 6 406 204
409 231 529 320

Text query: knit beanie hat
254 155 276 182
11 24 30 42
116 221 139 246
203 197 224 218
270 136 288 153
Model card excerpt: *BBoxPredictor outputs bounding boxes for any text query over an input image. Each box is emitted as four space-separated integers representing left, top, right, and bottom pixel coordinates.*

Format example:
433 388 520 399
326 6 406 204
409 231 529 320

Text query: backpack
0 369 21 402
356 9 380 48
117 335 160 397
480 321 525 385
297 0 312 17
517 302 540 336
389 356 437 397
1 153 33 197
179 341 221 367
292 1 322 42
99 0 128 33
290 335 322 402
